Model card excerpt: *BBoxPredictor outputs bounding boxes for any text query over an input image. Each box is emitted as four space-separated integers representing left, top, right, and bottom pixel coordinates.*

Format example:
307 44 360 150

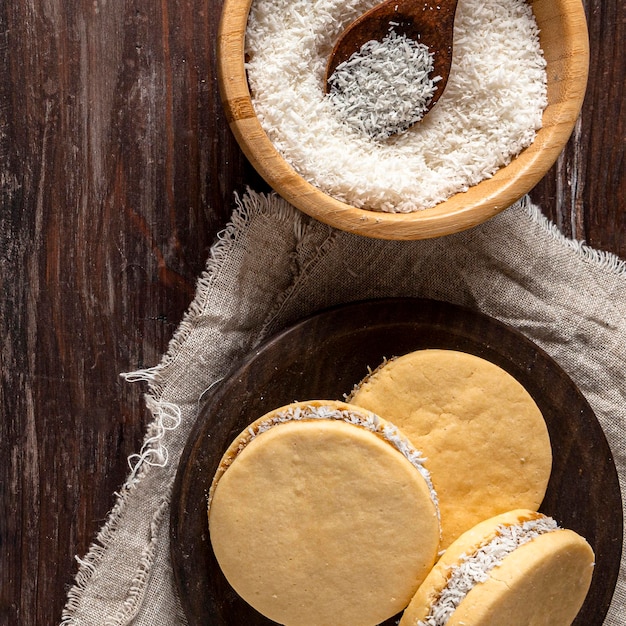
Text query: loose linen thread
123 395 182 484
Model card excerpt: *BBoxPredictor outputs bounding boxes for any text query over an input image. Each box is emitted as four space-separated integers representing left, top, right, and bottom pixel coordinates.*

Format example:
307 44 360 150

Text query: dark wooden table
1 1 623 624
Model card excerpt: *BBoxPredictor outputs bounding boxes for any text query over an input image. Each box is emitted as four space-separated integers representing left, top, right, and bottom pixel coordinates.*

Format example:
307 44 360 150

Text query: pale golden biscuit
348 349 552 547
208 400 441 626
400 509 595 626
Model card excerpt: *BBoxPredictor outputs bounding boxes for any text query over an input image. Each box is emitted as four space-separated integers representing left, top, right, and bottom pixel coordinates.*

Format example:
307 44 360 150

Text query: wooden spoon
324 0 458 116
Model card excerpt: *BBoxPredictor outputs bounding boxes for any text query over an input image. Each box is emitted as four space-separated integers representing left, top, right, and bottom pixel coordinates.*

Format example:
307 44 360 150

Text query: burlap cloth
61 189 626 625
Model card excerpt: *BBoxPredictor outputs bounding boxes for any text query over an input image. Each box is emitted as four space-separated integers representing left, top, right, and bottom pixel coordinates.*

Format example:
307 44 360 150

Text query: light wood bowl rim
217 0 589 240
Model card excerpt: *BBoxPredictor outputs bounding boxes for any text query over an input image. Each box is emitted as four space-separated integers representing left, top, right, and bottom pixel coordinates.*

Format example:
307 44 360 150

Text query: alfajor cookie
208 400 441 626
400 509 595 626
348 349 552 548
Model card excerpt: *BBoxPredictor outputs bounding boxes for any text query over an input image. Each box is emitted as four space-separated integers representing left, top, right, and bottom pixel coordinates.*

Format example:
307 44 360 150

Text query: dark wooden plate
170 298 622 625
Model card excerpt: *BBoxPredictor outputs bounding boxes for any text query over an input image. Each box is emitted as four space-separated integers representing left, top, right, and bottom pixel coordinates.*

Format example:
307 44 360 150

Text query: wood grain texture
0 0 623 624
530 0 626 254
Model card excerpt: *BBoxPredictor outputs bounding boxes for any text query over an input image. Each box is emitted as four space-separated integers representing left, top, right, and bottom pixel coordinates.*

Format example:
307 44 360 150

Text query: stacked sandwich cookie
400 510 594 626
208 400 441 626
207 351 595 625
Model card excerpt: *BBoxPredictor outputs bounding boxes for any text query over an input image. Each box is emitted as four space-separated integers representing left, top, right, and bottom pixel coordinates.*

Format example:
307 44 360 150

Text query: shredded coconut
327 29 440 140
245 0 547 212
416 516 559 626
209 403 440 523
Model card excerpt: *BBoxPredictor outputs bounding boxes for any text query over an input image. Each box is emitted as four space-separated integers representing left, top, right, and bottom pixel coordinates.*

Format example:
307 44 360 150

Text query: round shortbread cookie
400 509 594 626
348 349 552 548
208 400 441 626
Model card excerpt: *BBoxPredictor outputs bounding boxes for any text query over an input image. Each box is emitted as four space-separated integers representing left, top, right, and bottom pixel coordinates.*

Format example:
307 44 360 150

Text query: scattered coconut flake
209 403 440 523
416 516 559 626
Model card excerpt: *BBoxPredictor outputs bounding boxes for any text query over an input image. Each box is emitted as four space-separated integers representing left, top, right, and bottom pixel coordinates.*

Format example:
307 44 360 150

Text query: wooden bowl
217 0 589 240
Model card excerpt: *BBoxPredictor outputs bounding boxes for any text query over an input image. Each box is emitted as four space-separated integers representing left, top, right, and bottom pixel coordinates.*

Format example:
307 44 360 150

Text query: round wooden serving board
170 298 622 625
